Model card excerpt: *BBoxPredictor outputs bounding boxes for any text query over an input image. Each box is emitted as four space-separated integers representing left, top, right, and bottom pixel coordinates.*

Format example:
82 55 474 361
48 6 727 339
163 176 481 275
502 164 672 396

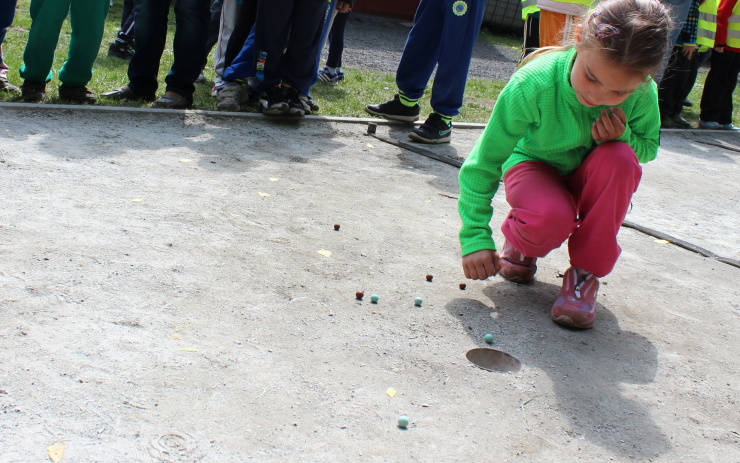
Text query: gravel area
331 12 520 82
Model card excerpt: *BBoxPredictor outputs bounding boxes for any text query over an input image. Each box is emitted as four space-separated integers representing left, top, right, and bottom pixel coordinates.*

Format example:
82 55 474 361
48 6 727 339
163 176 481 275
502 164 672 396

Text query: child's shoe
498 238 537 283
0 74 19 93
59 85 97 104
299 94 319 115
284 86 305 117
721 123 740 131
698 120 722 130
259 86 289 115
317 66 340 85
217 81 246 111
365 94 420 122
551 266 599 329
409 112 453 144
20 80 46 102
336 68 345 82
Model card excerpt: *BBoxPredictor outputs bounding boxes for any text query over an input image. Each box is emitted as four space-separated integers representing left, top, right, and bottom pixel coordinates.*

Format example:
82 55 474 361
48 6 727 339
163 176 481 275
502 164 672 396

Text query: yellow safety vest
726 0 740 48
697 0 718 48
521 0 540 19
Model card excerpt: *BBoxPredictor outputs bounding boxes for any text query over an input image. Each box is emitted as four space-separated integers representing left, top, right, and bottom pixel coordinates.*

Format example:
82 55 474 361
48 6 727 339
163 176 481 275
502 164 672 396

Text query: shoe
365 94 420 122
721 123 740 131
20 80 46 102
681 98 693 107
299 94 319 115
59 85 97 104
285 86 305 117
317 66 340 85
107 42 133 60
336 68 345 82
259 86 289 115
0 74 20 93
498 238 537 283
661 114 691 129
698 120 722 130
217 82 246 111
671 115 691 129
551 266 599 329
408 113 452 144
154 92 192 109
101 85 155 101
196 73 206 84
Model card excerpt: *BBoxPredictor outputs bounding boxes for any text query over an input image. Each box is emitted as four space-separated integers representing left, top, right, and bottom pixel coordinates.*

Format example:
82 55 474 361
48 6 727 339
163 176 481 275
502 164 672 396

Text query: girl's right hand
592 107 626 142
462 249 501 280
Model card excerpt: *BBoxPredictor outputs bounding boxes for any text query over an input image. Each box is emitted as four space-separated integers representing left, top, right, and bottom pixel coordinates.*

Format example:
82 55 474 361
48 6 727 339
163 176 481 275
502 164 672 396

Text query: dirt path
0 108 738 462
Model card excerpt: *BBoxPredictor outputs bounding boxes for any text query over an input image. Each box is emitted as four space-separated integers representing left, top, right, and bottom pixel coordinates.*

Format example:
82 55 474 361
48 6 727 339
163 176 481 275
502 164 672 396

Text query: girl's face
571 44 646 108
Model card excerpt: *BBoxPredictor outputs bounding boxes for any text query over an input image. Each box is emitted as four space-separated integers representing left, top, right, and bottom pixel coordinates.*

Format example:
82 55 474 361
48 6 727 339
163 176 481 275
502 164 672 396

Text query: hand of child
462 249 501 280
336 1 352 12
592 107 626 142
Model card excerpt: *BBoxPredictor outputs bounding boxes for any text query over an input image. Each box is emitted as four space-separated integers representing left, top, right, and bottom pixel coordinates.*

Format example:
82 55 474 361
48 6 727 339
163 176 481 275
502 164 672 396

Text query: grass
1 0 737 125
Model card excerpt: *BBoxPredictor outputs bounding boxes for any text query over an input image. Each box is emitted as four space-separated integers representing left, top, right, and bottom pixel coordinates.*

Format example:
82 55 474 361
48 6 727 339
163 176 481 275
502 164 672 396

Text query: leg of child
59 0 110 87
20 0 70 84
565 141 642 277
501 161 579 258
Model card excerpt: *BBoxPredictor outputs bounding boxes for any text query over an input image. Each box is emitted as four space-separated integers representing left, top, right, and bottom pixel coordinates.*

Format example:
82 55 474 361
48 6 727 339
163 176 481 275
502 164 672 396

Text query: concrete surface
0 106 738 462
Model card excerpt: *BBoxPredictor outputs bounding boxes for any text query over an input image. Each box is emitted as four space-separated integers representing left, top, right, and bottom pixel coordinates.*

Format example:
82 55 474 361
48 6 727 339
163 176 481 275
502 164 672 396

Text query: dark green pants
20 0 109 86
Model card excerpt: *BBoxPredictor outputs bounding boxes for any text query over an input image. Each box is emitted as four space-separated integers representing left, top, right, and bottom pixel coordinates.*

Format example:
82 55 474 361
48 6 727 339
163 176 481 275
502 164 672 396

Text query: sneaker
671 115 691 129
365 94 420 122
698 120 722 130
661 114 690 129
217 82 246 111
299 93 319 115
0 74 20 93
107 42 133 60
259 86 289 115
336 68 345 82
551 266 599 329
408 112 452 144
196 73 206 84
284 86 305 117
721 123 740 131
59 85 97 104
20 80 46 102
318 66 340 85
681 98 693 107
498 238 537 283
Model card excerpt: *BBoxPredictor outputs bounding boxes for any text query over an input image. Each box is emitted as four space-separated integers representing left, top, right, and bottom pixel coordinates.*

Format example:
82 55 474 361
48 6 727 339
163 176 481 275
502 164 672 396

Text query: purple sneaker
498 239 537 283
551 266 599 329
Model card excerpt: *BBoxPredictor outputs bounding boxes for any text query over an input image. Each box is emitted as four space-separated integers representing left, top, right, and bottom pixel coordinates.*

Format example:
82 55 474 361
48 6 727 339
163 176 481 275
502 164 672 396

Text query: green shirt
458 48 660 256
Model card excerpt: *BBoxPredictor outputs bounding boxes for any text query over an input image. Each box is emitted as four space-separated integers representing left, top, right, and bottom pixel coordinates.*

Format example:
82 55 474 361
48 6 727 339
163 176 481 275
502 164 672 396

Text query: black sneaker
20 80 46 102
365 94 420 122
284 87 305 117
299 94 319 115
108 42 133 60
408 113 452 144
259 86 289 115
59 85 97 104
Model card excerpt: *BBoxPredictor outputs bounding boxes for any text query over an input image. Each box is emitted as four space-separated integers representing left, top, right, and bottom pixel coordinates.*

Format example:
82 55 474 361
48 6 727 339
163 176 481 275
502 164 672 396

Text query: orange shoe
551 266 599 329
499 239 537 283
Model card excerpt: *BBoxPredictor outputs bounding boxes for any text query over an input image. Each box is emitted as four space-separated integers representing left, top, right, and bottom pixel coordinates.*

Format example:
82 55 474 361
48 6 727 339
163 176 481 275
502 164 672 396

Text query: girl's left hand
592 107 626 142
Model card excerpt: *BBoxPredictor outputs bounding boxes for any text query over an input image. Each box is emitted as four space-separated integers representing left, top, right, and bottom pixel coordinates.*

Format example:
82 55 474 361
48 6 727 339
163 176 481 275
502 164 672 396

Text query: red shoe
499 239 537 283
551 267 599 329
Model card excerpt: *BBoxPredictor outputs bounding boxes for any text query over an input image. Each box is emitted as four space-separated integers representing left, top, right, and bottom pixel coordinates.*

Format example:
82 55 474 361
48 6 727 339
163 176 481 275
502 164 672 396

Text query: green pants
20 0 109 86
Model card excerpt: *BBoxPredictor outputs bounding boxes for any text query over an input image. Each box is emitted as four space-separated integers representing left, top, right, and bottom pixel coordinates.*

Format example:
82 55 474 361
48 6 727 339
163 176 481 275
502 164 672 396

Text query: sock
435 112 452 126
326 66 337 73
398 91 419 108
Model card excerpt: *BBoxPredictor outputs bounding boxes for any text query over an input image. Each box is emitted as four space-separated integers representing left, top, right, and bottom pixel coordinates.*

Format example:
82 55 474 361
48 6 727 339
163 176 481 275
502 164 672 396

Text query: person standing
365 0 488 144
0 0 19 92
18 0 110 103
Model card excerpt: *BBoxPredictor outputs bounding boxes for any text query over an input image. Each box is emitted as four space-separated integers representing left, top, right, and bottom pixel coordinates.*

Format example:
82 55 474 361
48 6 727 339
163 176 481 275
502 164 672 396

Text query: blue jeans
0 0 18 44
127 0 209 100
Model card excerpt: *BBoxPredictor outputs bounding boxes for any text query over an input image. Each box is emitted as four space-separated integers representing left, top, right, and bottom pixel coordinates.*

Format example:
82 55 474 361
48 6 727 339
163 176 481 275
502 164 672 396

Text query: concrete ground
0 105 738 462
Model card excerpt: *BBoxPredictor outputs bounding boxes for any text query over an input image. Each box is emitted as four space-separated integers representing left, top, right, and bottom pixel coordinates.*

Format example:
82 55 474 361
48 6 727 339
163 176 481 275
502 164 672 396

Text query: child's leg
501 161 578 258
565 142 642 277
59 0 110 87
699 51 740 124
326 11 349 69
19 0 71 83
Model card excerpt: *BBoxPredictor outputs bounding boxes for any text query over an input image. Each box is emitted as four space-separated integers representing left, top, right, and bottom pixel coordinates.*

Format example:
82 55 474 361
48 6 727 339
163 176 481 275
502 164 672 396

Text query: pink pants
501 142 642 278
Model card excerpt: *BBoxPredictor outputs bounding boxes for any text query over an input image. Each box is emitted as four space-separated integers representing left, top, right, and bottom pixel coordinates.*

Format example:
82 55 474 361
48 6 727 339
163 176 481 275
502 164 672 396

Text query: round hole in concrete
466 348 521 373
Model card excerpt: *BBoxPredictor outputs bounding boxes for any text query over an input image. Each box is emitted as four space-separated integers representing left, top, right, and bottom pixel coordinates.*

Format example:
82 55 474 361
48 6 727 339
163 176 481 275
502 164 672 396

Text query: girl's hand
462 249 501 280
592 107 626 142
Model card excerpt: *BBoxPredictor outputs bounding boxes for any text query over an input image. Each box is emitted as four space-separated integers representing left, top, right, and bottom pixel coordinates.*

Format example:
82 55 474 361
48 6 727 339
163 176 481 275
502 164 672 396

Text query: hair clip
595 23 620 39
589 8 602 19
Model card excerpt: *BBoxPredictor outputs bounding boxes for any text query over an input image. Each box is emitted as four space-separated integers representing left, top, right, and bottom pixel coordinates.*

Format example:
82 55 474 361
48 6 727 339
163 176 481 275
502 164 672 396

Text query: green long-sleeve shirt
458 47 660 256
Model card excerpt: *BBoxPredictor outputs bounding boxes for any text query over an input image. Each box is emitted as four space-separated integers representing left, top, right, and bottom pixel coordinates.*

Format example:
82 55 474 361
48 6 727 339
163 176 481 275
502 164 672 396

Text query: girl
458 0 672 329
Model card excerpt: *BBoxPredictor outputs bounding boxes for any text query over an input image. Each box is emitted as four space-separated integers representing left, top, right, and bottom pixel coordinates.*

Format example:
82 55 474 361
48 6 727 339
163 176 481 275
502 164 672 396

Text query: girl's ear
574 24 583 43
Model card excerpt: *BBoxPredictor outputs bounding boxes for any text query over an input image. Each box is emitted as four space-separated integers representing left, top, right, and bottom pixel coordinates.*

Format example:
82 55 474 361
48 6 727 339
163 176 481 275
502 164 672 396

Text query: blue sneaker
721 123 740 131
318 66 340 85
408 113 452 144
336 68 345 82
